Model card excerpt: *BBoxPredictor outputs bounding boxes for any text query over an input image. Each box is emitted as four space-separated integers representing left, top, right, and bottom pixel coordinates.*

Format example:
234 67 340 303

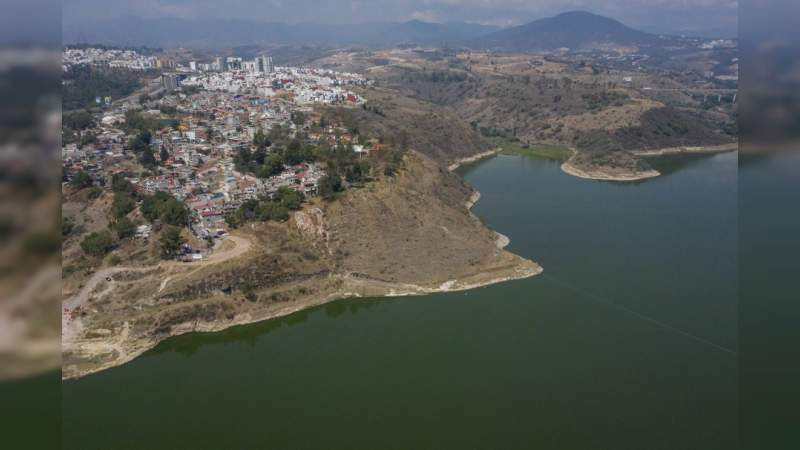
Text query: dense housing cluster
63 49 387 263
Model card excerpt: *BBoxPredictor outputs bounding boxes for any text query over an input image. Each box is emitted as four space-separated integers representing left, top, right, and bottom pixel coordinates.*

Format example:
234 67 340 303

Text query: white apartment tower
257 55 274 74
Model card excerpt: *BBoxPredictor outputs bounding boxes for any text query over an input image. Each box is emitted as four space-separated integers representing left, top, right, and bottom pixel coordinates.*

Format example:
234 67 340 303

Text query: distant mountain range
466 11 666 52
63 11 688 52
62 16 499 49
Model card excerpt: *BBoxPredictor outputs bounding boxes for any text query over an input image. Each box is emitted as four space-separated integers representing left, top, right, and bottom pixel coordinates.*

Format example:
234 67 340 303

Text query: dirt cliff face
62 150 541 379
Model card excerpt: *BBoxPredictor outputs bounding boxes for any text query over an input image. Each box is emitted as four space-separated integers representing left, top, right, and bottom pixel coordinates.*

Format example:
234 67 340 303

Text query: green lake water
63 152 738 450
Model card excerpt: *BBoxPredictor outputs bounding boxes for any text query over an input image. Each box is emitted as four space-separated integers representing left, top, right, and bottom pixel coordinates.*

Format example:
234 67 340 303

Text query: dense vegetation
80 231 115 257
233 125 373 190
159 226 186 259
225 187 304 228
62 66 159 111
140 191 189 226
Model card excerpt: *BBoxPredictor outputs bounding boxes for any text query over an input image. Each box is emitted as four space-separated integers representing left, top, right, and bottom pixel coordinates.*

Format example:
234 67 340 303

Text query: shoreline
64 263 541 381
63 179 540 381
560 143 737 182
448 149 499 172
560 159 661 182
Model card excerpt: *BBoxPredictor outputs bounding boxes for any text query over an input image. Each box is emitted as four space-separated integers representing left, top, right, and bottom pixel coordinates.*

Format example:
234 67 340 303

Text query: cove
63 151 738 450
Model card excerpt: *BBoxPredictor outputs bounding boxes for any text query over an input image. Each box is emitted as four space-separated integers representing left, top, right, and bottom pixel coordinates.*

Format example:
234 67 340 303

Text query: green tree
159 226 185 259
291 111 306 126
139 148 157 169
111 173 135 195
80 231 114 257
318 174 342 200
161 198 189 226
140 191 187 224
159 146 170 164
113 217 136 240
262 154 284 177
253 128 268 150
112 192 136 219
70 170 93 189
275 187 304 210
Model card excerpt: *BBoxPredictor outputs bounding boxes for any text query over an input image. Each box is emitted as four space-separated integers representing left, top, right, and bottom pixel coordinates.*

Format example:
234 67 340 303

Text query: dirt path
62 235 252 345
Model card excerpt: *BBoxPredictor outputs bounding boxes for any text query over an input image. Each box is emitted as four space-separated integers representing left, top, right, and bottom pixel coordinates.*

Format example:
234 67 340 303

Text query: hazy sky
62 0 737 34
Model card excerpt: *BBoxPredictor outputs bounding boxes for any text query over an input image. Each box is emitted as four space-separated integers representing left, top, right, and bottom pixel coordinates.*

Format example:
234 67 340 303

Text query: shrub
113 217 136 240
112 192 136 219
81 231 114 257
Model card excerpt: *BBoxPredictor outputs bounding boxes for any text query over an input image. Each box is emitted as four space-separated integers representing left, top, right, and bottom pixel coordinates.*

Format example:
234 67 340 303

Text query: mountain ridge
465 10 665 52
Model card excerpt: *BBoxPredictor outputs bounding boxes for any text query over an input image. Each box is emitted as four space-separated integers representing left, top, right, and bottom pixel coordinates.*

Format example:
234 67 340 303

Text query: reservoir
63 151 738 449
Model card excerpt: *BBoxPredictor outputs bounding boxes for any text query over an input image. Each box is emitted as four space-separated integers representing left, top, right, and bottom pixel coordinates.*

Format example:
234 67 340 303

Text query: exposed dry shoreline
561 159 660 181
448 149 499 171
561 143 737 182
64 253 540 381
63 239 539 381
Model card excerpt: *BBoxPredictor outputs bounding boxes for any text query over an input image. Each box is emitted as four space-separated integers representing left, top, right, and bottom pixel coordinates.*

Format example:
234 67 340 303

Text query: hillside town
63 48 375 261
62 47 162 71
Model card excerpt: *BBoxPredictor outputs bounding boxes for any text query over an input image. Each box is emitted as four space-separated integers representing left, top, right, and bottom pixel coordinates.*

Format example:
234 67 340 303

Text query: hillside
466 11 664 52
62 151 540 379
323 86 492 163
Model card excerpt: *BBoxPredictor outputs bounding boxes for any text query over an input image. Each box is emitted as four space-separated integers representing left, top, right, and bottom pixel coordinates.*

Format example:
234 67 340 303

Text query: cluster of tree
69 170 94 189
140 191 189 226
124 110 178 134
225 187 304 228
80 230 115 257
320 142 371 183
77 172 191 258
111 173 187 227
63 111 95 130
112 192 136 219
234 133 316 179
107 173 140 241
62 111 100 147
62 65 158 111
159 226 186 259
128 129 157 169
317 173 343 200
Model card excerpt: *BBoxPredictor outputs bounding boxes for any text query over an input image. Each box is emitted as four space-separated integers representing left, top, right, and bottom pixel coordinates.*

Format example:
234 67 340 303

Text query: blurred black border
740 1 800 448
0 1 62 449
4 0 800 448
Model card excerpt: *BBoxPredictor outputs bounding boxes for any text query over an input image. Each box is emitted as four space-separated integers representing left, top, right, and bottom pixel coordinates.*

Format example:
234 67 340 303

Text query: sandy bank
448 149 499 171
561 159 661 182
